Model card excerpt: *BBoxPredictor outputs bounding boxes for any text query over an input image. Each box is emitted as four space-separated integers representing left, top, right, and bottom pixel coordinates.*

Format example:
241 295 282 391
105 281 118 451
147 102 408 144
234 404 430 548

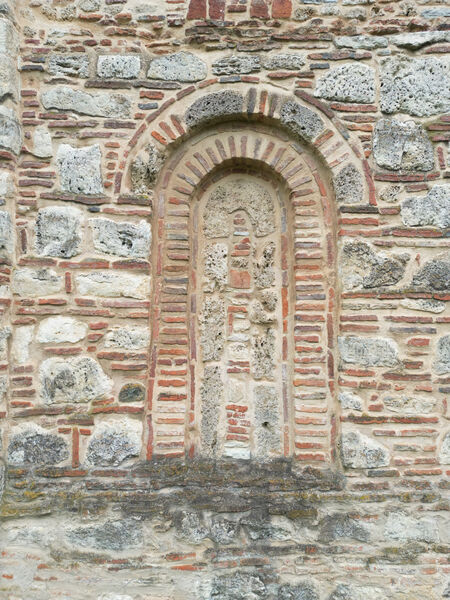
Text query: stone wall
0 0 449 598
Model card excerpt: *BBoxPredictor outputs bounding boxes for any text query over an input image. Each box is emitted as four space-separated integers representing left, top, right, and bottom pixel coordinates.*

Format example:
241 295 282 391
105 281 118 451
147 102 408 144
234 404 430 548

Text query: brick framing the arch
147 122 339 464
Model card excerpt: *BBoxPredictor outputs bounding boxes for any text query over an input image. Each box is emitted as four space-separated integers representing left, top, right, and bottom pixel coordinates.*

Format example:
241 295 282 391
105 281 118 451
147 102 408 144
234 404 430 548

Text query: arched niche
148 121 338 465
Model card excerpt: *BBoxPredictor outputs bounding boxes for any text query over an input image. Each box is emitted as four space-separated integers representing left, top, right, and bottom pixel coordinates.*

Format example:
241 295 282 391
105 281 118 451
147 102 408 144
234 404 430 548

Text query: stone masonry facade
0 0 449 598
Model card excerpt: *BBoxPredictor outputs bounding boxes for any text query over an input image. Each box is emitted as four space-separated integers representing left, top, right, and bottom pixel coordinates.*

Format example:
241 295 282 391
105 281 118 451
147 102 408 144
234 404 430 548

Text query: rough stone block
340 240 408 289
400 298 445 313
32 125 53 158
86 419 142 466
328 584 387 600
434 335 450 375
390 31 450 49
412 251 450 291
0 326 10 361
89 217 151 258
147 51 206 82
35 206 83 258
119 383 145 404
334 35 388 49
319 513 370 542
8 423 69 465
66 519 143 551
0 56 19 102
315 63 375 103
11 325 34 365
0 210 12 257
185 91 244 129
338 391 363 411
39 356 112 404
339 335 399 367
130 143 164 191
262 53 305 70
0 18 19 57
57 143 103 195
42 85 131 118
97 54 141 79
254 386 281 458
37 316 87 344
373 118 434 172
212 55 260 75
48 53 90 77
0 106 22 155
200 297 225 361
334 164 363 204
383 394 436 414
278 581 319 600
75 272 151 299
200 365 222 457
440 431 450 464
401 185 450 229
380 56 450 117
252 328 275 380
341 430 390 469
280 100 324 141
385 512 439 543
12 268 63 297
210 572 267 600
104 326 150 350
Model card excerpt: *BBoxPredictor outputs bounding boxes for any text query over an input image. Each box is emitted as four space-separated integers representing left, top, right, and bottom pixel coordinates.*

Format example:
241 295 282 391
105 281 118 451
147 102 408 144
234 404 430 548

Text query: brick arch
146 122 340 465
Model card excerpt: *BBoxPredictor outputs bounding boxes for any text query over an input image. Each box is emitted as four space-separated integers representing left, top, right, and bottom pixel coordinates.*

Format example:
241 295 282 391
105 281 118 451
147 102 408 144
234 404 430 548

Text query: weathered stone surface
204 243 228 291
39 356 112 404
335 35 388 49
174 511 209 543
75 272 151 299
42 86 131 118
0 171 13 199
440 431 450 464
86 419 142 466
280 100 324 141
201 365 222 457
147 51 206 82
340 240 408 289
0 18 19 57
254 242 275 288
79 0 100 10
11 325 34 365
97 54 141 79
379 184 401 203
400 298 445 313
390 31 450 49
278 581 319 600
319 513 370 542
334 164 363 204
412 252 450 291
380 56 450 116
434 335 450 375
66 519 143 551
254 386 281 458
339 336 399 367
341 430 390 469
329 584 387 600
252 328 275 380
12 268 63 297
185 91 244 129
32 125 53 158
401 185 450 229
383 394 436 414
90 218 151 258
48 53 89 77
204 179 275 238
339 391 363 411
200 297 225 361
35 206 83 258
373 118 434 172
104 326 149 350
0 56 18 102
0 106 22 155
212 55 260 75
263 53 305 70
315 63 375 103
210 572 267 600
0 210 12 257
57 143 103 195
36 316 87 344
0 326 10 361
119 383 145 404
385 512 439 543
130 143 164 191
8 423 69 465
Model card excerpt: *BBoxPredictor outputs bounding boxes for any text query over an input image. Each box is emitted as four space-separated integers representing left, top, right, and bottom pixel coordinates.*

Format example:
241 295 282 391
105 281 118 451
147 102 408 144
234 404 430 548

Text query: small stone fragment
0 210 12 257
334 164 363 204
210 572 267 600
97 55 141 79
252 328 275 380
12 268 63 297
339 391 363 411
254 242 275 289
212 55 260 75
86 419 142 466
434 335 450 375
35 206 83 258
319 513 370 542
57 143 103 195
334 35 388 49
8 423 69 465
278 581 319 600
339 336 399 367
315 63 375 103
119 383 145 404
0 106 22 155
383 395 436 414
130 143 164 191
32 125 53 158
263 53 305 70
104 326 150 350
90 218 151 259
439 431 450 464
341 430 390 469
11 325 34 365
48 53 89 78
373 118 434 172
148 51 206 82
37 316 87 344
400 298 445 313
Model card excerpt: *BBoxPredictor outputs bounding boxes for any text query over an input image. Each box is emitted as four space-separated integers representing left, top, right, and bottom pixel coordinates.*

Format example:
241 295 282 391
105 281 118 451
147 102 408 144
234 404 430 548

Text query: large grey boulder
334 164 364 204
280 100 324 141
315 63 375 103
185 91 244 129
373 118 434 172
401 185 450 229
147 51 206 82
380 56 450 117
42 86 131 118
57 143 103 195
